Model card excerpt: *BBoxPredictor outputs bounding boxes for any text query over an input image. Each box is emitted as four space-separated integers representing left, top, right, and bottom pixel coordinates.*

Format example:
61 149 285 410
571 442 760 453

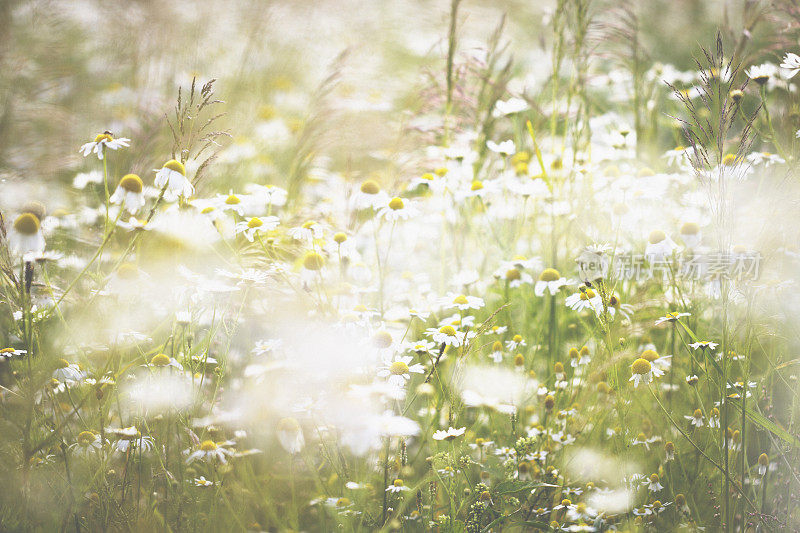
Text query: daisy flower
655 311 690 325
154 159 194 199
432 426 466 441
689 340 718 351
110 174 146 214
194 476 214 487
234 216 280 242
386 479 410 493
79 131 130 159
629 358 653 388
376 355 425 388
640 349 669 377
185 440 233 464
439 293 485 311
493 97 529 116
565 287 602 312
535 268 569 296
53 359 84 383
505 334 526 351
8 212 46 258
148 353 183 371
72 431 103 454
645 230 678 262
287 220 325 242
685 409 704 427
780 52 800 78
679 222 702 249
486 139 515 154
0 347 26 359
378 197 418 222
757 453 769 476
353 179 389 210
708 407 720 428
645 473 664 492
746 63 773 85
426 325 469 347
488 341 504 363
665 441 675 461
277 417 305 454
632 432 660 449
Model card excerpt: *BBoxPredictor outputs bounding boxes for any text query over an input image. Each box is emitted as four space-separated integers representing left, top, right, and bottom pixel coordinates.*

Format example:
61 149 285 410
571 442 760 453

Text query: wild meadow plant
1 0 800 531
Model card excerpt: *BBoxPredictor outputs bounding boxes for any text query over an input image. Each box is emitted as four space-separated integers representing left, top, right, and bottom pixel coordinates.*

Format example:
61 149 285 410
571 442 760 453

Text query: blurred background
0 0 781 203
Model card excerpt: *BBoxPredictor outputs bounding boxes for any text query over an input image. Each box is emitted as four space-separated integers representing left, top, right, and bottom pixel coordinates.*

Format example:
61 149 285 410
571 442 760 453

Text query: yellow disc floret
360 180 380 194
163 159 186 176
648 230 666 244
631 358 652 375
13 213 40 235
389 361 410 375
539 268 561 282
641 349 659 362
119 174 143 193
302 252 325 270
388 197 404 210
200 440 217 451
151 353 171 367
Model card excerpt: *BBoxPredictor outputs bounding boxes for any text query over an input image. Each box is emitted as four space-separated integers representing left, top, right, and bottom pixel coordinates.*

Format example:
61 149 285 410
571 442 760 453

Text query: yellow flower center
470 180 484 191
13 213 40 235
77 431 96 445
439 326 456 336
561 499 572 507
360 180 380 194
200 440 217 451
302 252 324 270
693 409 702 419
333 232 347 243
434 167 448 177
373 331 393 348
579 289 596 300
648 230 666 244
514 354 525 366
492 341 503 352
388 197 404 210
151 354 171 367
758 453 769 466
631 358 652 375
163 159 186 176
247 218 263 229
0 348 14 354
225 195 240 205
721 153 738 166
554 362 564 373
117 263 139 280
538 268 561 282
336 497 351 507
393 479 404 487
680 222 699 235
278 418 300 432
453 295 469 305
641 349 659 362
94 133 113 143
650 474 659 482
505 268 521 281
389 361 410 375
119 174 143 193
